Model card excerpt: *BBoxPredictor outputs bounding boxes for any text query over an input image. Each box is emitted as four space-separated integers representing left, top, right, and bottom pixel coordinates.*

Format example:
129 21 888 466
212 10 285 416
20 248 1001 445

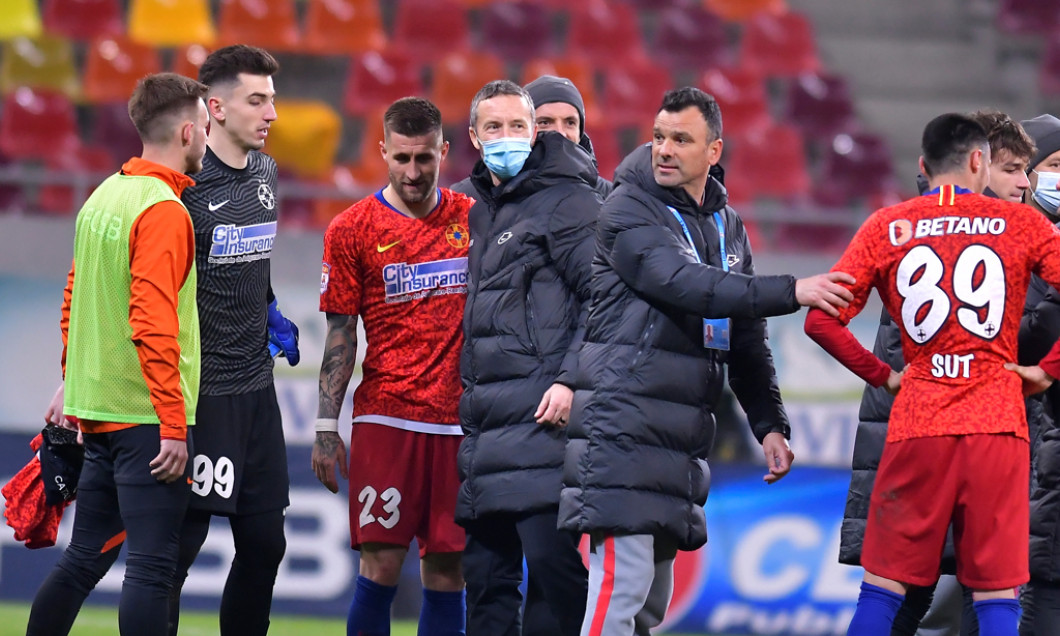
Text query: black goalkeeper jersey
182 147 278 395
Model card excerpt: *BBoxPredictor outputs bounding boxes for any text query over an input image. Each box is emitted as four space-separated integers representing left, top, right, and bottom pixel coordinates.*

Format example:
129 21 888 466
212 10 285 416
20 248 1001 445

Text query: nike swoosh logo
377 240 401 253
208 200 229 212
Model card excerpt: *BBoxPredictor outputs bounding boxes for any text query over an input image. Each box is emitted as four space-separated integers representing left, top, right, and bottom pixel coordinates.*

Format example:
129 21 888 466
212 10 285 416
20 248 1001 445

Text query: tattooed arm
311 312 358 493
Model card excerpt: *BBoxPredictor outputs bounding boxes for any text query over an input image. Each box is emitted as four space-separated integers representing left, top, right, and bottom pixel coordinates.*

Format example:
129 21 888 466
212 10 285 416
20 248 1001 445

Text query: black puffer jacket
558 144 799 551
1023 285 1060 582
456 132 601 523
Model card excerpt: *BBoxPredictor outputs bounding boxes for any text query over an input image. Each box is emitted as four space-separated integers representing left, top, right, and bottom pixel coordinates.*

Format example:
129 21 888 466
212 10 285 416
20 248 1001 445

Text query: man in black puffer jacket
558 87 856 635
458 80 600 636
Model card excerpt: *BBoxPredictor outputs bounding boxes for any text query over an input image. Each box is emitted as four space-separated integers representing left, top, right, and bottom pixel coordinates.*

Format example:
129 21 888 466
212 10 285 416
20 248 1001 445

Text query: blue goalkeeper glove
267 299 300 366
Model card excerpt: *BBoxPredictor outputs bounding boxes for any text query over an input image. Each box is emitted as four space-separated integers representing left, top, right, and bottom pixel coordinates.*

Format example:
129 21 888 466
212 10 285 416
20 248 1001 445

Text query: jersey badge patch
446 223 469 249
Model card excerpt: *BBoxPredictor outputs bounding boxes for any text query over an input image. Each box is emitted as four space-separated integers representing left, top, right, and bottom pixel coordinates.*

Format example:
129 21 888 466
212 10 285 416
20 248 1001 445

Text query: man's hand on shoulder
795 271 855 317
762 431 794 485
312 431 348 493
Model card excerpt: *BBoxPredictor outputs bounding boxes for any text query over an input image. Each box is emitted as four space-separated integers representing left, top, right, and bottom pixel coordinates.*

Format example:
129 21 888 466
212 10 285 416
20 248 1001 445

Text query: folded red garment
2 434 70 549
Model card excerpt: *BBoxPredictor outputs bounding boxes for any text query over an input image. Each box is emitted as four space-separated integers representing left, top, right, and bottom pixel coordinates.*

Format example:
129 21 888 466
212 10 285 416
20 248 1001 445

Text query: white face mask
1033 170 1060 215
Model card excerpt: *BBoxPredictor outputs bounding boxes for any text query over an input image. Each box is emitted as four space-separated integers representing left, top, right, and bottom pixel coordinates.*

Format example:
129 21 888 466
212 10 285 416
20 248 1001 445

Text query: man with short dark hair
458 79 599 636
312 96 472 636
806 112 1060 636
559 86 855 636
166 43 297 636
27 72 208 636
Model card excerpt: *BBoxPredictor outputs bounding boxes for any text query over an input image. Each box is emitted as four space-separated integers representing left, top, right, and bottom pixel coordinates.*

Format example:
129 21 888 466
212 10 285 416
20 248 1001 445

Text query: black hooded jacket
557 144 799 550
456 132 601 523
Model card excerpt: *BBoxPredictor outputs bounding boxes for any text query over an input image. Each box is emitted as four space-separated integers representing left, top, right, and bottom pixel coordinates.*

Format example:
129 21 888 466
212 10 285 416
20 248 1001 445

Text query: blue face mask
480 137 532 181
1033 170 1060 215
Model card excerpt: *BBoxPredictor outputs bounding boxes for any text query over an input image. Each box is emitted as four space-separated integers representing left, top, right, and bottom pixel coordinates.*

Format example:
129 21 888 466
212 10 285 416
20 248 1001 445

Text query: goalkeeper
166 45 298 636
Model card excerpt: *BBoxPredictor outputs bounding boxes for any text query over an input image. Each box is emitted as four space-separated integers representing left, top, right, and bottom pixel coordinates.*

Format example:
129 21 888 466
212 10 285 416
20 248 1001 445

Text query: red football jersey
320 188 472 434
833 185 1060 441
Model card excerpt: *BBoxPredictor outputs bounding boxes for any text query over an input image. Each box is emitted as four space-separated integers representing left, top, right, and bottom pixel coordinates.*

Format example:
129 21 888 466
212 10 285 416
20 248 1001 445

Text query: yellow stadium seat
267 100 342 179
0 0 42 40
128 0 216 47
0 36 78 97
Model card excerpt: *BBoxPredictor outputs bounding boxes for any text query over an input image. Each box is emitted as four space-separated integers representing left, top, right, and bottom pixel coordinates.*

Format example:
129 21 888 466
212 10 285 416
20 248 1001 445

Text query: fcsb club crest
446 223 469 249
889 219 913 246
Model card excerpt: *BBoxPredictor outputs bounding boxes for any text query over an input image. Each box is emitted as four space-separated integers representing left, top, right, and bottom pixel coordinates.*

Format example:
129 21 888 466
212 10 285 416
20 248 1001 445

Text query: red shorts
347 423 464 557
861 434 1028 590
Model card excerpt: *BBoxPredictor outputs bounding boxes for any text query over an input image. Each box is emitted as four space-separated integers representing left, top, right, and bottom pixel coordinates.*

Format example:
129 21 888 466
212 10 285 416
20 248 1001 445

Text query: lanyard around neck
667 206 728 272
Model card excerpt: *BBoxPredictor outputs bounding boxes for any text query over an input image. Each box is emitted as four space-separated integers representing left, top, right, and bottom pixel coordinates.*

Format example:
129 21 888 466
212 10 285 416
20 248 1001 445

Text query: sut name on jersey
890 215 1006 246
383 257 469 304
209 221 277 264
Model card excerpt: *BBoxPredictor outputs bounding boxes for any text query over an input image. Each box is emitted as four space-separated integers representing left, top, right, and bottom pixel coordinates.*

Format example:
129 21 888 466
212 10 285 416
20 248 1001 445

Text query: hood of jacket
470 131 599 205
613 143 729 214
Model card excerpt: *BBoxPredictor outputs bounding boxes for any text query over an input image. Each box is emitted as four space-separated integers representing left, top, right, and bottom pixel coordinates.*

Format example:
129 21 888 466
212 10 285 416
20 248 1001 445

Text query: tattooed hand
312 431 349 493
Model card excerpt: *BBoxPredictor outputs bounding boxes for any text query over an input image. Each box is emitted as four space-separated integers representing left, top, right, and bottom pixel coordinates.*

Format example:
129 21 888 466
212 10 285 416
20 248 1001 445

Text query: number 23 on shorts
358 485 402 529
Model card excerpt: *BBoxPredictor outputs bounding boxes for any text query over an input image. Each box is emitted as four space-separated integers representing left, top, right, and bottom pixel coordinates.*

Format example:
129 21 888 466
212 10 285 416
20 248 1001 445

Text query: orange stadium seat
521 58 599 123
0 36 79 98
727 123 809 199
217 0 300 51
430 51 505 124
171 44 210 79
303 0 386 56
344 127 390 190
128 0 216 47
567 1 646 69
83 36 163 104
343 49 424 117
0 0 42 40
997 0 1060 35
42 0 123 41
700 66 771 137
0 88 81 160
739 10 820 77
705 0 786 22
650 5 730 71
784 71 856 141
602 60 675 128
393 0 471 61
480 2 555 63
267 99 342 179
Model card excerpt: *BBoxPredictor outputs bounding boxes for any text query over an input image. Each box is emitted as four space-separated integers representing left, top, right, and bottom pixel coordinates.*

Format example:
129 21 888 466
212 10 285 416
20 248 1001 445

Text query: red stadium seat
727 123 810 199
1040 34 1060 95
216 0 300 52
171 44 210 79
91 103 143 165
82 36 163 104
700 66 771 138
303 0 387 56
431 51 506 125
0 88 81 161
997 0 1060 35
567 1 646 69
602 59 675 128
0 36 79 98
784 71 857 141
38 145 114 214
705 0 786 22
42 0 123 40
393 0 471 61
814 131 895 207
739 10 820 77
650 5 730 71
128 0 216 47
345 127 390 190
342 49 424 117
586 122 621 184
480 2 555 63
